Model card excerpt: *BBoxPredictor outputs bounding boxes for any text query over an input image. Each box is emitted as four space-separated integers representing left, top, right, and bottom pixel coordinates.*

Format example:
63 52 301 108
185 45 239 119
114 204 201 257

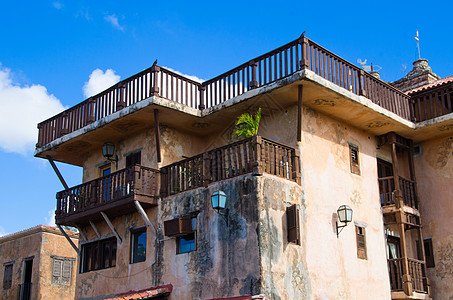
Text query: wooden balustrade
37 35 421 148
387 258 427 293
411 83 453 121
160 136 300 196
56 165 159 221
378 176 417 209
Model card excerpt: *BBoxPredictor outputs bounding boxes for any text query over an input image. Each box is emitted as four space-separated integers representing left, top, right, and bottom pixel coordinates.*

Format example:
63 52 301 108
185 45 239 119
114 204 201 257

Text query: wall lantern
211 190 227 210
102 142 118 167
336 204 353 237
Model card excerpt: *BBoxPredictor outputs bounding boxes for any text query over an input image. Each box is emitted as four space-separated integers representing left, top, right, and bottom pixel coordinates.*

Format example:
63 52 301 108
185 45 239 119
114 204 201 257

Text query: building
34 34 453 299
0 225 79 300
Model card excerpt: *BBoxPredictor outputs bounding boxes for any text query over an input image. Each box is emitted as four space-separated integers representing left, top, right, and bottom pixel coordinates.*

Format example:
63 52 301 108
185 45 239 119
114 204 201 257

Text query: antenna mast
415 30 421 59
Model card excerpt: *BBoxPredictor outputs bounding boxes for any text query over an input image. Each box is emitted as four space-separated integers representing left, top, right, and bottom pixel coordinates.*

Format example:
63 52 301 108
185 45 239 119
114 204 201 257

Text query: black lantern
211 190 227 210
336 204 353 237
102 142 118 167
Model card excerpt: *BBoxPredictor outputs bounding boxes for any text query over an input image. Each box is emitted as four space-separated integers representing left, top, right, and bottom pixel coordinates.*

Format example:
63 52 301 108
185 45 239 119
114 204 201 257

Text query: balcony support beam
57 225 79 254
89 220 101 239
154 109 162 163
101 211 122 244
47 157 69 190
134 200 157 235
75 225 87 242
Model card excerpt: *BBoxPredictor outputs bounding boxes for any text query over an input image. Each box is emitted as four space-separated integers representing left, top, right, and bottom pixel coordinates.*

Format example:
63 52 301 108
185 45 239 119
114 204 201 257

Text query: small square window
131 228 147 263
349 145 360 175
356 225 367 260
52 258 72 286
177 233 196 254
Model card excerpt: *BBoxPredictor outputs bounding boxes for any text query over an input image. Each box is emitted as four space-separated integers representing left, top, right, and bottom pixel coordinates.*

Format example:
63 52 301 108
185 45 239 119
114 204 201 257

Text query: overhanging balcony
388 258 428 294
56 165 159 226
379 176 418 210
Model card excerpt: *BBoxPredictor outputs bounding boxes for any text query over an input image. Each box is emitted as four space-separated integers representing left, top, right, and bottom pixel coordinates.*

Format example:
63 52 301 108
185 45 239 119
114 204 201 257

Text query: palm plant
234 108 261 138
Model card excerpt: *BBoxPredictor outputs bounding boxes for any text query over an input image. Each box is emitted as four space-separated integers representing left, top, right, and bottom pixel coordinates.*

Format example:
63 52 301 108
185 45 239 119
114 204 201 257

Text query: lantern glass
211 191 226 210
102 142 115 159
337 205 353 223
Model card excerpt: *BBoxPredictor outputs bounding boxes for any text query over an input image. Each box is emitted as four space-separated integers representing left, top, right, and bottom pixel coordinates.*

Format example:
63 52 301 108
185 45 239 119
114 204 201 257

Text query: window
126 151 141 168
349 144 360 175
52 258 73 286
81 238 117 273
417 238 435 268
177 233 196 254
131 228 147 263
356 226 367 259
3 263 13 290
286 204 300 245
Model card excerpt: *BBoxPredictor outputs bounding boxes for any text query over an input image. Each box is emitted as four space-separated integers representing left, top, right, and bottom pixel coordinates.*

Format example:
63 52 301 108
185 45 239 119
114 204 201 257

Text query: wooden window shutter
349 145 360 175
62 261 72 285
356 226 367 259
164 216 194 237
286 204 300 245
52 259 62 284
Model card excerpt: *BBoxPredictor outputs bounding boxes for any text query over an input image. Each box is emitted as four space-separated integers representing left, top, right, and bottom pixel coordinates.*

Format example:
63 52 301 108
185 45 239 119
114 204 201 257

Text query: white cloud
0 65 66 154
52 1 63 10
45 210 56 227
0 226 8 237
104 14 124 31
162 66 205 83
83 69 121 98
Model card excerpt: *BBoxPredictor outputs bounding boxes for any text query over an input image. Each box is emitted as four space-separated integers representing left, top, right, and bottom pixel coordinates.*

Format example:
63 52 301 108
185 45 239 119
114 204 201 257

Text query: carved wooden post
116 83 127 111
151 65 160 97
134 165 141 194
56 192 62 216
358 69 367 97
198 85 206 110
160 168 168 197
36 123 43 148
91 180 98 206
252 136 263 175
291 149 301 185
60 112 69 137
299 35 310 70
249 61 258 89
202 152 211 187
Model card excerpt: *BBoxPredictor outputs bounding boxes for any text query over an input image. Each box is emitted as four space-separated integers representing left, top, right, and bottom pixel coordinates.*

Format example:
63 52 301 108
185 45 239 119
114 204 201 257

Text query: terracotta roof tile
408 75 453 94
100 284 172 300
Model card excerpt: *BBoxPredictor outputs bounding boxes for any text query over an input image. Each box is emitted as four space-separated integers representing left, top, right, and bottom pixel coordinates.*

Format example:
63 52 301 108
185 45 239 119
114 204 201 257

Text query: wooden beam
134 200 156 235
297 85 303 142
57 225 79 254
89 220 101 239
154 109 162 163
47 157 69 190
75 225 87 242
100 212 122 244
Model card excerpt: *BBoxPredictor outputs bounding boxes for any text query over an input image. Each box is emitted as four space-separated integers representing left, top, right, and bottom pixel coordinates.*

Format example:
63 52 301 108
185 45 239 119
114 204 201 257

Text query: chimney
391 59 440 92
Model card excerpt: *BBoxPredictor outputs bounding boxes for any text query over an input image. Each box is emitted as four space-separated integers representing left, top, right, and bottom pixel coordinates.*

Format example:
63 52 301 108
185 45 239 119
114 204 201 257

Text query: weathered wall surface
300 107 391 300
76 175 261 300
0 227 78 300
415 135 453 300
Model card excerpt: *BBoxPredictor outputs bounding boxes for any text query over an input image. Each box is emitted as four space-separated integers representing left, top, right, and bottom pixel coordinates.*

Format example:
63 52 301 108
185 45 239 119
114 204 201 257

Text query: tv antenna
357 59 382 72
415 30 421 59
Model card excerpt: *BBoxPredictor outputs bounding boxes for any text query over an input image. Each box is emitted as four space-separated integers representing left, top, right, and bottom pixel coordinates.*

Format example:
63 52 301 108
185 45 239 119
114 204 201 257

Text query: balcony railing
378 176 418 209
37 35 416 148
56 165 159 225
388 258 427 293
160 136 300 196
411 83 453 121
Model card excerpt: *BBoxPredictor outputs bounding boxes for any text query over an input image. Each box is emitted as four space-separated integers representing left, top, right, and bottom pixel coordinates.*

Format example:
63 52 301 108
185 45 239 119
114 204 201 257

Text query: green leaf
234 108 261 138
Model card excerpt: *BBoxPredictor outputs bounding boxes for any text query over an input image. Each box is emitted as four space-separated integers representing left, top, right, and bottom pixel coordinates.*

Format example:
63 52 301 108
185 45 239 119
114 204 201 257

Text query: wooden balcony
55 165 159 226
379 176 418 210
36 35 415 149
160 136 300 196
388 258 428 294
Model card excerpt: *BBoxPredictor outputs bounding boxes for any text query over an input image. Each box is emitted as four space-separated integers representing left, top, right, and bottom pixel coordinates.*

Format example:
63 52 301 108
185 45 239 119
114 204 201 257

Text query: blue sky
1 0 452 236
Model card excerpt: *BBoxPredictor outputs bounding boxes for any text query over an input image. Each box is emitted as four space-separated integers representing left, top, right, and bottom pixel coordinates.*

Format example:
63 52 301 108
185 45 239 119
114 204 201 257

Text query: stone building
0 225 79 300
34 34 453 299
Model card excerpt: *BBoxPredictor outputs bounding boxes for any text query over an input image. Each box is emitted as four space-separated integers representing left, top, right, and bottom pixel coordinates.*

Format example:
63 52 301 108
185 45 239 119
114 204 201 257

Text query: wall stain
435 242 453 279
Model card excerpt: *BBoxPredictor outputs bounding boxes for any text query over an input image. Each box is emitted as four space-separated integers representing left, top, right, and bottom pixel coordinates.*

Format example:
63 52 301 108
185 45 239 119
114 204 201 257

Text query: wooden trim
101 212 122 244
48 157 69 190
154 109 161 163
57 225 79 254
297 85 303 142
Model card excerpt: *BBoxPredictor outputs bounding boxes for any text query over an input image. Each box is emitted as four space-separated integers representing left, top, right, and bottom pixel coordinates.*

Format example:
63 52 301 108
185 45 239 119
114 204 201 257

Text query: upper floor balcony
35 34 453 165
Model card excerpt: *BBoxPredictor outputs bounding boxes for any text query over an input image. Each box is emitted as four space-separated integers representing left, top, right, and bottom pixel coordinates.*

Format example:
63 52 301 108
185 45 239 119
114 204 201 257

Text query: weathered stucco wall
300 107 391 300
0 227 78 300
415 135 453 300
